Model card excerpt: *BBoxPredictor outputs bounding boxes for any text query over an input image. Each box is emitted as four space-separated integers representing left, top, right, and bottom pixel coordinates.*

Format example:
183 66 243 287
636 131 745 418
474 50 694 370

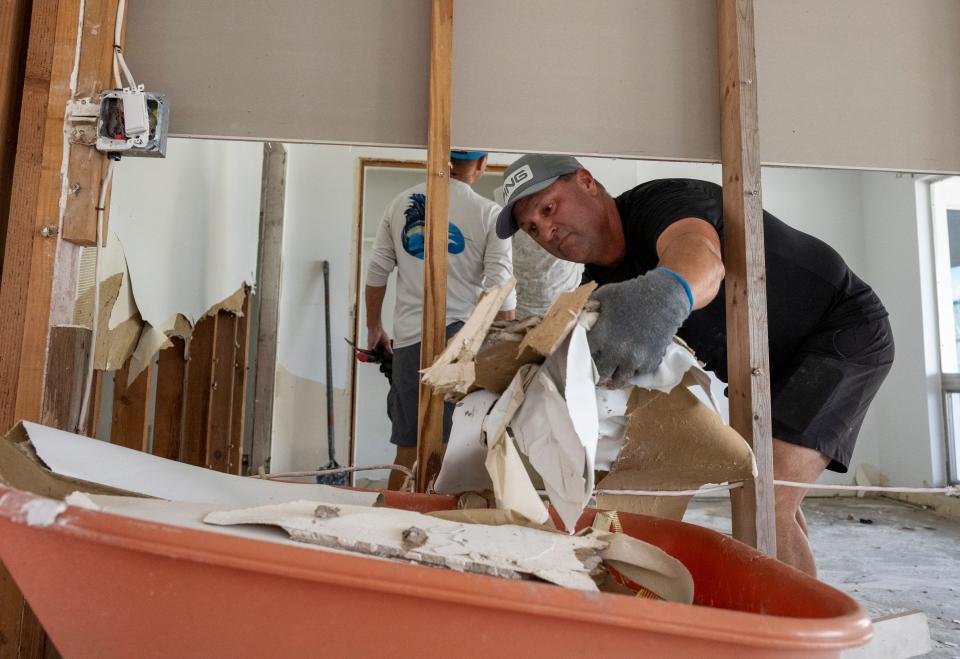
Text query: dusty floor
685 496 960 658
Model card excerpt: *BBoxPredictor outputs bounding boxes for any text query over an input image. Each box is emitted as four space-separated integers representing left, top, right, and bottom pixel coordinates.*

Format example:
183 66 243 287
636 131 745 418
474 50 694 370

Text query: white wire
594 481 959 498
112 0 136 89
76 159 117 434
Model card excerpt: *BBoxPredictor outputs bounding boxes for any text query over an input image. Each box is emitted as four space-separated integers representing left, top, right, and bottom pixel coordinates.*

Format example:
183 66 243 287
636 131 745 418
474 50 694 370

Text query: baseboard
881 491 960 521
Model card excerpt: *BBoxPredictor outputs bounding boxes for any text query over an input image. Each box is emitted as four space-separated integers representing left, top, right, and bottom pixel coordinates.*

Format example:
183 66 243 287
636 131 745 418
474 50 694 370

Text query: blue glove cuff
655 267 694 310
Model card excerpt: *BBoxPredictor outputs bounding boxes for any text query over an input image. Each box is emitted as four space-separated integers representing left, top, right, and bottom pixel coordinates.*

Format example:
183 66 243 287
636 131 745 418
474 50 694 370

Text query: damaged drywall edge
19 498 68 527
123 284 250 382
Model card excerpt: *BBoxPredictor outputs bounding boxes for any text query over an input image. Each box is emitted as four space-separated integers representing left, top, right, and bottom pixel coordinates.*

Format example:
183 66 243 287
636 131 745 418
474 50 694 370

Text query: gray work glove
587 268 692 387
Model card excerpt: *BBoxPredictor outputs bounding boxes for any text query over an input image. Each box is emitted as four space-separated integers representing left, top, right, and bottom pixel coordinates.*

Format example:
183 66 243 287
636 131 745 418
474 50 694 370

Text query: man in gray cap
496 154 894 576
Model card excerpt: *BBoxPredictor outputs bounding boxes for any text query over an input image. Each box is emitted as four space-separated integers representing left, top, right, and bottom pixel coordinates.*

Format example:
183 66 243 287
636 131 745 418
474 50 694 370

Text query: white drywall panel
125 0 430 146
755 0 960 174
451 0 720 162
108 138 261 329
128 1 960 173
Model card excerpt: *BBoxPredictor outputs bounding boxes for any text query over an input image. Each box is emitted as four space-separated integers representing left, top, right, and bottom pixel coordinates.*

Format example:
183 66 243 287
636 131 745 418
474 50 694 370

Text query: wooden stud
0 0 83 432
152 337 186 462
415 0 453 493
84 369 103 438
717 0 777 556
40 325 91 430
181 314 216 467
205 311 238 472
0 0 30 269
229 294 251 474
109 357 151 452
249 143 286 475
61 0 119 246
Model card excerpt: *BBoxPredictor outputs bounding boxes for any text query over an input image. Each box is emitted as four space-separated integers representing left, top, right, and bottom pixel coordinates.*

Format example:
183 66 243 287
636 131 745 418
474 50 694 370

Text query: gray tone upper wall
126 0 960 174
124 1 432 146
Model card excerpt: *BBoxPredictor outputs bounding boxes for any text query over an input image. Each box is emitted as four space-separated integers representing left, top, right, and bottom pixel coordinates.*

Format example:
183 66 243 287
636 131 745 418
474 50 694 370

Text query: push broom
316 260 349 486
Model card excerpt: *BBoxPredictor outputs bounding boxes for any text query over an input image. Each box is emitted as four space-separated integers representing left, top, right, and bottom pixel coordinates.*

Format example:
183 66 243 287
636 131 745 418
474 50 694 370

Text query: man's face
512 169 606 263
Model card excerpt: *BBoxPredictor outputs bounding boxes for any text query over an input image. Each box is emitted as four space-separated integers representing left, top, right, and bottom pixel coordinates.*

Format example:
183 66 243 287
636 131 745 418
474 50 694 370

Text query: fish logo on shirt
401 193 465 259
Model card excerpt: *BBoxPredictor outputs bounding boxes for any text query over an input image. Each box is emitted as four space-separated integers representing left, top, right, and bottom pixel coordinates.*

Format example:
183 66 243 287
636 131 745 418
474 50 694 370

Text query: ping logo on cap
502 165 534 205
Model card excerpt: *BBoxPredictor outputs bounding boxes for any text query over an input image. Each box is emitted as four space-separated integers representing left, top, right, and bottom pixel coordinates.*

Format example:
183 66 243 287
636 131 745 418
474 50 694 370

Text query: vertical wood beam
717 0 777 556
40 325 91 430
61 0 118 245
110 358 151 451
152 337 186 461
0 0 30 274
415 0 453 493
230 294 251 474
0 4 83 653
249 143 287 475
181 314 216 467
205 311 238 472
0 0 82 433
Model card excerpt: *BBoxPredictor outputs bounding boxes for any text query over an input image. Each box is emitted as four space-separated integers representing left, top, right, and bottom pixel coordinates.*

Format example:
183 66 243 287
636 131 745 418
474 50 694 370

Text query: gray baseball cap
495 154 583 239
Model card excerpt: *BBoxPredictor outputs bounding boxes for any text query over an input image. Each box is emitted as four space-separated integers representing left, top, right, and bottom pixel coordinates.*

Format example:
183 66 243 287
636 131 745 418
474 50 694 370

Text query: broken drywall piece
598 386 755 494
126 324 172 384
508 322 599 533
91 272 143 371
18 421 380 508
473 339 541 394
73 232 140 331
204 500 604 591
434 390 499 495
517 282 596 361
204 285 247 318
421 279 517 395
482 365 548 525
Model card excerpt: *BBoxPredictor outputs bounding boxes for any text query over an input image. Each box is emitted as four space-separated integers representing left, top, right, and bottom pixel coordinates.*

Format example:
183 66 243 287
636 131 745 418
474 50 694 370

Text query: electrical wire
112 0 136 89
76 158 117 434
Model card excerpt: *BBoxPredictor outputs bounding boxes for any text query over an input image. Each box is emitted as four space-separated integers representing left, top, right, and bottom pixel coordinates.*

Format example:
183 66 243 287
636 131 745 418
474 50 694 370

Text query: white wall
860 173 947 486
275 145 946 487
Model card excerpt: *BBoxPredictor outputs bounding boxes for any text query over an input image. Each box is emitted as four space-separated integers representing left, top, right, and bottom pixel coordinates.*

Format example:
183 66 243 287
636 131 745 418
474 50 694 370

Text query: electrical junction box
96 88 169 157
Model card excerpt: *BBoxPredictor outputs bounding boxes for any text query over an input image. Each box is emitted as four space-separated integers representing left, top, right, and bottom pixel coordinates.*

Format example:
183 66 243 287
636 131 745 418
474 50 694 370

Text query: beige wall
126 0 960 172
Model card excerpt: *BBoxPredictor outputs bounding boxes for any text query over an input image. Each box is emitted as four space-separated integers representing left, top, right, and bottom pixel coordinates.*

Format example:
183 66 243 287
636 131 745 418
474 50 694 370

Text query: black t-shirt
584 179 888 383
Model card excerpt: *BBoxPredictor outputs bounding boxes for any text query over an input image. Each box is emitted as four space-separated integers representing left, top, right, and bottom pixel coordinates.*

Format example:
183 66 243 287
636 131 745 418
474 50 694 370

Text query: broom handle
322 260 336 462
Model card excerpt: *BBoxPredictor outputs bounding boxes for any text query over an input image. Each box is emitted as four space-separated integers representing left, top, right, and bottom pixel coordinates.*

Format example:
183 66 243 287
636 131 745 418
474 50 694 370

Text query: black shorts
388 322 464 448
771 317 894 472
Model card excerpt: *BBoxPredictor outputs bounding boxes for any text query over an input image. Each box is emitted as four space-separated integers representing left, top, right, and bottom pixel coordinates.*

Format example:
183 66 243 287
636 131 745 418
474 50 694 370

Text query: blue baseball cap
450 151 487 160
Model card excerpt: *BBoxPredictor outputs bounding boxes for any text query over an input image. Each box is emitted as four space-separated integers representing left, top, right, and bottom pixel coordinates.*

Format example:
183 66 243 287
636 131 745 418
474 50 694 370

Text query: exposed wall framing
716 0 776 554
415 0 454 492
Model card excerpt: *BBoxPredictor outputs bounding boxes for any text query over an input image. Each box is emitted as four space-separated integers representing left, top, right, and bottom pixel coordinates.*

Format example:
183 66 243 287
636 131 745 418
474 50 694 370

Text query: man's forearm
365 285 387 329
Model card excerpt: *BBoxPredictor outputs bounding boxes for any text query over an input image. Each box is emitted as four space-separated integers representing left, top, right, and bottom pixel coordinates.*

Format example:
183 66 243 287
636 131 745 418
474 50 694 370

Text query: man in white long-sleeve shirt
365 151 516 489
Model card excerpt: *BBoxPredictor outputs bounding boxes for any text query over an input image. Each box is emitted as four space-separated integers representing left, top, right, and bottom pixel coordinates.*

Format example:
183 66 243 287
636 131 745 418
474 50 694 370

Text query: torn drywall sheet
517 282 597 361
421 279 517 395
482 366 548 525
511 324 600 533
434 390 498 495
599 386 756 492
109 139 260 334
18 422 379 507
204 500 604 591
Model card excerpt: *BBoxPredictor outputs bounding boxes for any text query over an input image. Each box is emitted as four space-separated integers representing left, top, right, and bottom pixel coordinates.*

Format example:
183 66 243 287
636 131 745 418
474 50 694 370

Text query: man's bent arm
655 218 725 310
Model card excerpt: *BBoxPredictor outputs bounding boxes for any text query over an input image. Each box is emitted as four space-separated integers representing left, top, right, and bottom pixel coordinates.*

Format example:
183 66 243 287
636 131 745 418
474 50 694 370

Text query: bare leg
772 438 829 576
388 446 417 491
796 507 809 538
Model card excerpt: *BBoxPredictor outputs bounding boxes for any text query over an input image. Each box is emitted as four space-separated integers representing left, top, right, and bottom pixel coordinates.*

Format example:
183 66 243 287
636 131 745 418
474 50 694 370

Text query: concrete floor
685 496 960 658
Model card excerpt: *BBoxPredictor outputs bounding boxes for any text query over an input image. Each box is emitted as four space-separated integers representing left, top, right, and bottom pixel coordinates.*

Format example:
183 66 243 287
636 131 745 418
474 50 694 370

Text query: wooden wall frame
717 0 776 555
